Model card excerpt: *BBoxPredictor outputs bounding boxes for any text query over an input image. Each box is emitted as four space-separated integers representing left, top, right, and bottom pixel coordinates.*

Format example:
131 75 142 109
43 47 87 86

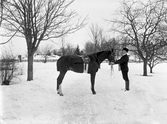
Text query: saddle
70 55 90 73
81 55 90 64
71 55 90 64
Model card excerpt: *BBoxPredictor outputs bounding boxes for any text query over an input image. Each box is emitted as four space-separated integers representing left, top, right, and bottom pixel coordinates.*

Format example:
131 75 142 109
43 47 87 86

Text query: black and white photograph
0 0 167 124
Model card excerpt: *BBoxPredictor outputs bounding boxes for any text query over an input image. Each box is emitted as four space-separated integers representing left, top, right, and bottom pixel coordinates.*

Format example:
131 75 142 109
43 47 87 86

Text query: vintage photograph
0 0 167 124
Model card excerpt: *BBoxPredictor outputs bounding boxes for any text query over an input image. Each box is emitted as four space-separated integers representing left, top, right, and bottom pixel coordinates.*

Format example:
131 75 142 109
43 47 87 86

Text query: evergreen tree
75 45 80 55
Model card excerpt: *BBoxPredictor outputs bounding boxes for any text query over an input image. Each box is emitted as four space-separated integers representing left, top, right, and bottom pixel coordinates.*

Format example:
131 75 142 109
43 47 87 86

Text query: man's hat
123 48 129 52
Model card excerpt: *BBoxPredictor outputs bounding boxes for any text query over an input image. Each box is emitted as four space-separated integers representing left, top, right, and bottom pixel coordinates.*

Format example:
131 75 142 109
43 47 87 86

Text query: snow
1 62 167 124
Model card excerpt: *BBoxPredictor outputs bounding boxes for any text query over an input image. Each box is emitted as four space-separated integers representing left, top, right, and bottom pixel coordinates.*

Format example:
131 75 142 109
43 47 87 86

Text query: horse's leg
57 71 66 96
90 72 96 95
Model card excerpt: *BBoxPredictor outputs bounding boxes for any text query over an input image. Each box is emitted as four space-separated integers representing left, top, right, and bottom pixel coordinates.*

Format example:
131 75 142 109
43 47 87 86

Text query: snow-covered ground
1 62 167 124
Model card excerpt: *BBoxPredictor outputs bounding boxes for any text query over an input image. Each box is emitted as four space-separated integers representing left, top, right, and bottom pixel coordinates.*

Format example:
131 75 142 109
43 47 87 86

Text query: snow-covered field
1 62 167 124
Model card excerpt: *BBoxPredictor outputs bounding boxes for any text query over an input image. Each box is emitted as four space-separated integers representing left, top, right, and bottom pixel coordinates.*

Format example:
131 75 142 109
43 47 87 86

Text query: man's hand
109 62 115 65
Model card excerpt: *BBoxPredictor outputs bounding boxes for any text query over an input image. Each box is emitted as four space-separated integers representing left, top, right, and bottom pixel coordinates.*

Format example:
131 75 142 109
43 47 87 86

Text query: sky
0 0 122 56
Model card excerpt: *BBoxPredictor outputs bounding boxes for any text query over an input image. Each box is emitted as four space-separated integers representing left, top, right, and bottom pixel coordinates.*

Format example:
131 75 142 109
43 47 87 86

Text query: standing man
113 48 130 91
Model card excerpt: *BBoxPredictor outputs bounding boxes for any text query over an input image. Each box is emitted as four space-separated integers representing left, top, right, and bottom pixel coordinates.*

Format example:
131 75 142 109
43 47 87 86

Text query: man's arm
115 56 128 64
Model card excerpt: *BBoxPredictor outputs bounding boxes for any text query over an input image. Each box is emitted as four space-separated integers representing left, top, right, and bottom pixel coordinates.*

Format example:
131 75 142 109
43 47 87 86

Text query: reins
110 64 115 78
109 49 115 78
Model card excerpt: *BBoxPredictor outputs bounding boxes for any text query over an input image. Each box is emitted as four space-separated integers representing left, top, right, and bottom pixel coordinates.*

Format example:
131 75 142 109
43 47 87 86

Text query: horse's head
107 49 115 63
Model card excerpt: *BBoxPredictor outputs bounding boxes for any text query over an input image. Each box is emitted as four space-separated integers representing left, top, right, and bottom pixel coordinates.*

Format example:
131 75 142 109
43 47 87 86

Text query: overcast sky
0 0 122 55
68 0 122 47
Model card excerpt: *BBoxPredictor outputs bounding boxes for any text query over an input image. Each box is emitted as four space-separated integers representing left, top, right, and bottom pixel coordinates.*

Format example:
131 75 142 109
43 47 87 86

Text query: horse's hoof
92 91 96 95
59 93 64 96
57 91 64 96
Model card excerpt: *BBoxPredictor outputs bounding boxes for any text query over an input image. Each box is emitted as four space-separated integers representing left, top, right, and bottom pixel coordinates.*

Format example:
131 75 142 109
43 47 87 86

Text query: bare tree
37 44 53 63
60 36 66 56
148 45 167 73
65 43 75 55
106 37 122 49
0 50 19 85
84 41 95 54
59 37 75 55
1 0 86 80
89 23 104 53
109 0 167 76
0 0 6 26
84 37 119 55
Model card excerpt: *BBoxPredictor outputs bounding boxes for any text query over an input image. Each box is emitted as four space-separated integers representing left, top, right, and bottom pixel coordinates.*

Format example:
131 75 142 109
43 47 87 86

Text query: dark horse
56 50 115 96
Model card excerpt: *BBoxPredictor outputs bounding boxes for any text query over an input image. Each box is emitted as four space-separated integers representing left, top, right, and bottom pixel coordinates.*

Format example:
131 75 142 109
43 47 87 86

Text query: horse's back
57 55 85 73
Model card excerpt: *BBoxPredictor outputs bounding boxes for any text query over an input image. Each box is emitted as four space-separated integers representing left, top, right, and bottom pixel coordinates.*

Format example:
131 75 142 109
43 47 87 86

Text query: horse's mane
89 51 106 56
88 50 110 63
96 51 105 56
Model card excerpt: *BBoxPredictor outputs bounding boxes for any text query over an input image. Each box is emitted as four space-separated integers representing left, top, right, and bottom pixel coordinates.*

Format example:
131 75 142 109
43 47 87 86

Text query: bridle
109 49 115 77
109 49 115 63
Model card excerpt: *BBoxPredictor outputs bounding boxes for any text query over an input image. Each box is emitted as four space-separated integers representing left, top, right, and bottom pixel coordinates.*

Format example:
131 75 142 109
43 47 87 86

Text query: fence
22 59 58 62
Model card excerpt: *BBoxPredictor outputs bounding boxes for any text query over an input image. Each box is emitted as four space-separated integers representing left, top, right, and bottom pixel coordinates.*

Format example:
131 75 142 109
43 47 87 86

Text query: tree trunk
44 56 47 63
143 60 147 76
27 53 34 81
150 67 153 73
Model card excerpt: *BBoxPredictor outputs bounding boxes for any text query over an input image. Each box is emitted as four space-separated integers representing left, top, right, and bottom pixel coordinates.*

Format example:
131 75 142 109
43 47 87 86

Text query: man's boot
125 81 130 91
